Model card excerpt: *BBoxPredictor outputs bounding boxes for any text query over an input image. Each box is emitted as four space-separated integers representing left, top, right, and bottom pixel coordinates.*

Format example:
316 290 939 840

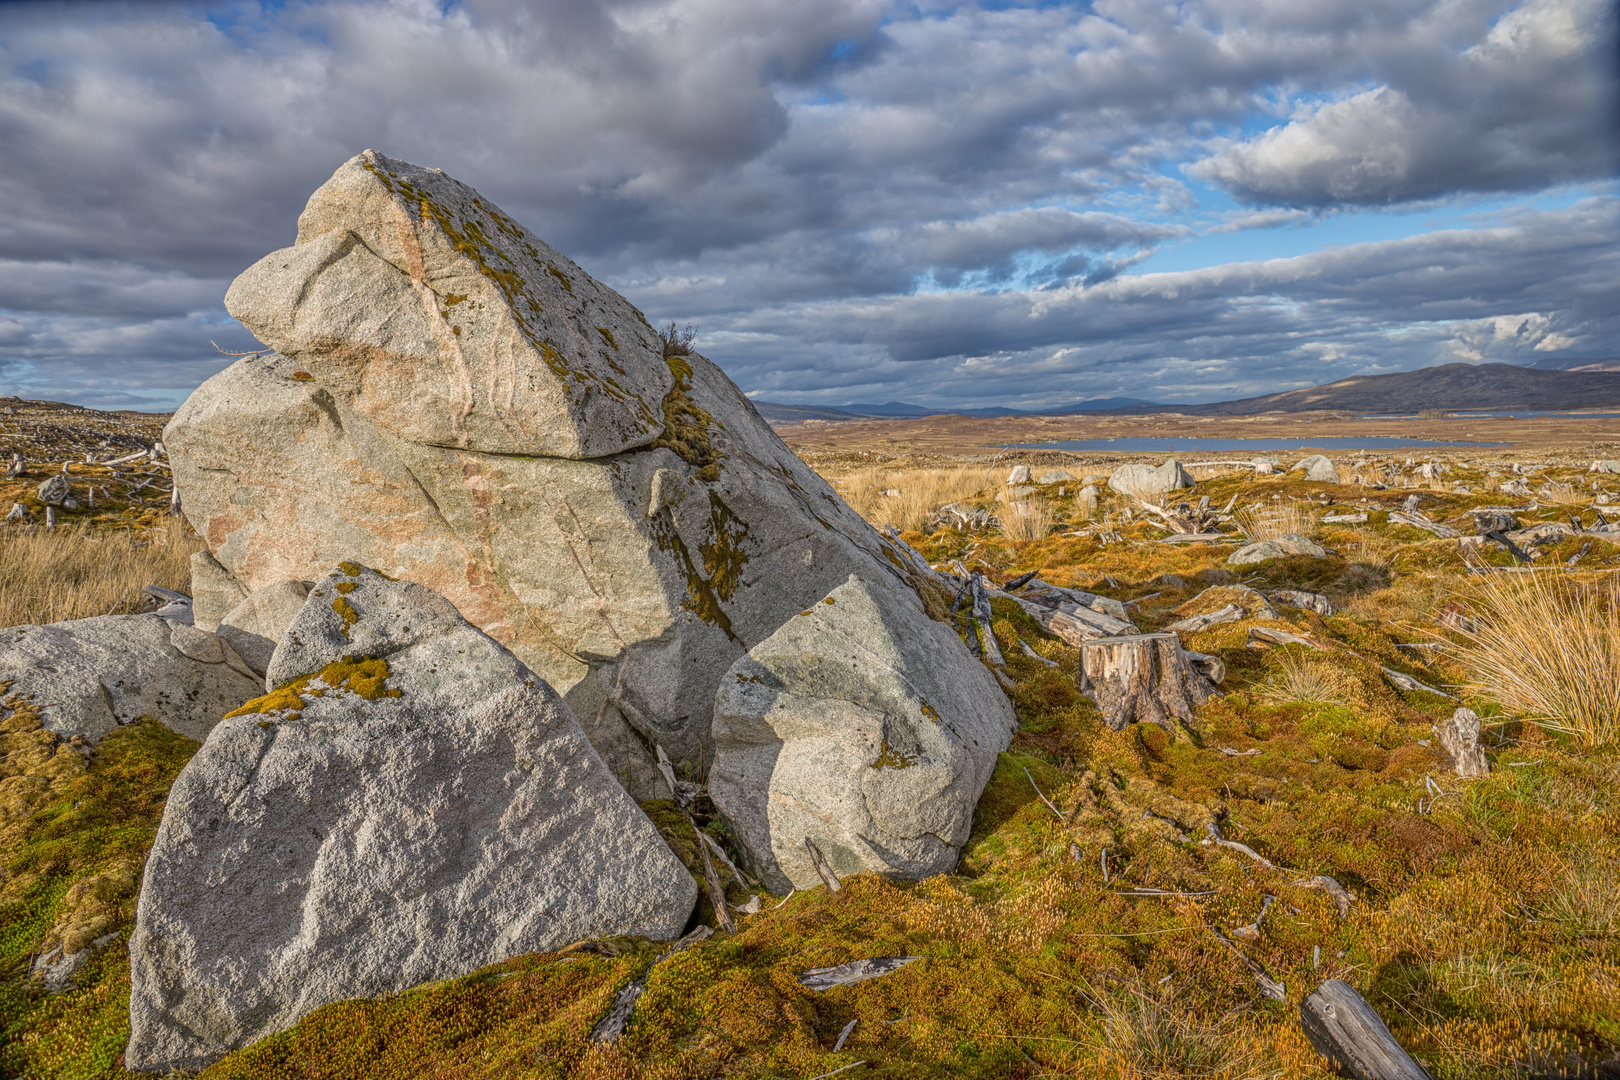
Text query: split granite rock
126 564 697 1073
216 579 311 680
708 574 1017 894
1108 459 1194 499
0 615 261 743
188 550 248 632
166 151 912 796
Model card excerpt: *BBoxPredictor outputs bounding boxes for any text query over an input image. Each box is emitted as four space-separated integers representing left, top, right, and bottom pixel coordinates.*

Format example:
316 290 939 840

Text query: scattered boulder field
3 153 1620 1079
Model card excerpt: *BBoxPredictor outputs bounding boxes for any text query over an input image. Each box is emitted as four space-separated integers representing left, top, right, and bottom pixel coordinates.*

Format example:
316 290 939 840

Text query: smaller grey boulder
36 474 71 505
709 574 1017 894
1036 470 1074 484
1228 533 1331 565
0 616 261 743
189 551 248 632
1293 455 1340 483
1007 465 1032 484
1076 484 1100 517
1590 460 1620 474
217 580 311 680
1108 459 1194 499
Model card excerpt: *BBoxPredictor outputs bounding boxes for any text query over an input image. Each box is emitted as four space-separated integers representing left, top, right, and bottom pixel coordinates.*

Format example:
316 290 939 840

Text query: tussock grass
832 466 985 533
1255 649 1347 706
0 522 200 628
1451 572 1620 746
1539 482 1587 507
1232 501 1315 541
1078 978 1282 1080
999 495 1054 542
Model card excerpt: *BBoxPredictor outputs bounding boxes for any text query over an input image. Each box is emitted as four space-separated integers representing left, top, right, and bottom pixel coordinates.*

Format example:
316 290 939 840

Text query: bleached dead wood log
1155 533 1241 544
1322 513 1368 524
5 503 23 521
798 956 920 991
1248 626 1319 649
1165 604 1245 635
1381 667 1455 699
970 573 1006 666
1388 510 1460 539
1434 707 1489 778
698 828 758 888
833 1018 857 1052
1269 590 1333 616
697 828 736 934
1300 979 1431 1080
1077 632 1217 732
804 838 843 893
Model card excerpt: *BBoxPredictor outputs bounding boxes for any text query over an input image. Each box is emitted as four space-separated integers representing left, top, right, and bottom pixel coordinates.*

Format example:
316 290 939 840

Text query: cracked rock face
126 565 698 1074
167 151 906 793
708 574 1017 893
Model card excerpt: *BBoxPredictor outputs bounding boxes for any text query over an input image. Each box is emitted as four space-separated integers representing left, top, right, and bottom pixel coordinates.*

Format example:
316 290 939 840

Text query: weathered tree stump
1301 979 1430 1079
1434 707 1489 778
1077 632 1217 732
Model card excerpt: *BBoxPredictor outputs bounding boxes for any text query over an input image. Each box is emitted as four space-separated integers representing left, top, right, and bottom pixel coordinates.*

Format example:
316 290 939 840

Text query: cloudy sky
0 0 1615 411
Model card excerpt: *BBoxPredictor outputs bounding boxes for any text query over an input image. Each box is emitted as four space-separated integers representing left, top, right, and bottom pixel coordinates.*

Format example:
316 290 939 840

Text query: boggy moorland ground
2 403 1619 1079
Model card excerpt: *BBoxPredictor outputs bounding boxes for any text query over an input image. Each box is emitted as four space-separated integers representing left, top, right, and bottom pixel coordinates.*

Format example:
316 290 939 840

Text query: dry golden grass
1451 571 1620 746
1540 482 1587 506
999 494 1055 541
830 466 985 532
0 521 200 627
1077 978 1282 1080
1232 501 1316 541
1255 649 1348 706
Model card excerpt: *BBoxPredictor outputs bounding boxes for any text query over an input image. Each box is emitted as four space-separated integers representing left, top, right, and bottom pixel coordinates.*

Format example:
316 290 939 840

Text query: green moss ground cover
3 462 1618 1078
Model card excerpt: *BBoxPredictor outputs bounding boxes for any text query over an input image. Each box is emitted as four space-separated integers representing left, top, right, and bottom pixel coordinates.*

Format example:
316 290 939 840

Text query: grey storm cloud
0 0 1615 410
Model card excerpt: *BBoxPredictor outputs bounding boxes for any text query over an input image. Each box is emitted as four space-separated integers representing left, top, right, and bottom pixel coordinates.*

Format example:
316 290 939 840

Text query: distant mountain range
754 362 1620 423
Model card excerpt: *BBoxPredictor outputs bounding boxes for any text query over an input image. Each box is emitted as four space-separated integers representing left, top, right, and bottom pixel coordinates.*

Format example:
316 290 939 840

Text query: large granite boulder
1108 459 1194 499
127 564 697 1073
709 574 1017 894
0 615 260 744
166 151 911 796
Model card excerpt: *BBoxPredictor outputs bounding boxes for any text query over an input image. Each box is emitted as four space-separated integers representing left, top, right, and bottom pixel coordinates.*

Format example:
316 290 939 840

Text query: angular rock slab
217 579 310 680
168 154 908 790
127 565 697 1073
709 574 1017 894
225 151 671 460
0 615 261 743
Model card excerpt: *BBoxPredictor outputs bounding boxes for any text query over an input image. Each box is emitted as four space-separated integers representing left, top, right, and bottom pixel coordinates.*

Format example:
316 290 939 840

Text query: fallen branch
804 838 843 893
696 831 735 934
589 926 713 1045
1292 875 1354 919
1203 820 1276 870
798 956 920 992
1211 927 1286 1002
1024 766 1064 822
1380 666 1455 700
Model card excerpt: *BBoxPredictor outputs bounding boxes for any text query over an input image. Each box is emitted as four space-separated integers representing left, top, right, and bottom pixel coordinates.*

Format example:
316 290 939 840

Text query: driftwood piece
804 838 843 893
798 956 920 992
1018 638 1058 667
970 574 1007 666
1293 874 1354 918
1077 632 1218 732
833 1018 857 1052
1269 589 1333 616
1155 532 1240 544
1482 529 1533 563
1322 513 1368 524
1433 707 1489 778
1212 927 1286 1002
590 926 713 1045
698 829 757 888
5 503 23 521
696 825 736 934
1231 894 1275 941
1203 820 1275 870
1389 510 1460 539
1165 603 1245 635
1381 667 1455 700
1300 979 1431 1080
1248 625 1319 649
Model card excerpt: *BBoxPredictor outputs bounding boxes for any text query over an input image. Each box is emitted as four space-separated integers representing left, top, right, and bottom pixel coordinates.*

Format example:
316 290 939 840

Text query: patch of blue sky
1131 183 1606 276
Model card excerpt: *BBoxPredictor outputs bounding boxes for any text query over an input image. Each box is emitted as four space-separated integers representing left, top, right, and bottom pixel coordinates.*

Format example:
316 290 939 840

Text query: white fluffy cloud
0 0 1614 409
